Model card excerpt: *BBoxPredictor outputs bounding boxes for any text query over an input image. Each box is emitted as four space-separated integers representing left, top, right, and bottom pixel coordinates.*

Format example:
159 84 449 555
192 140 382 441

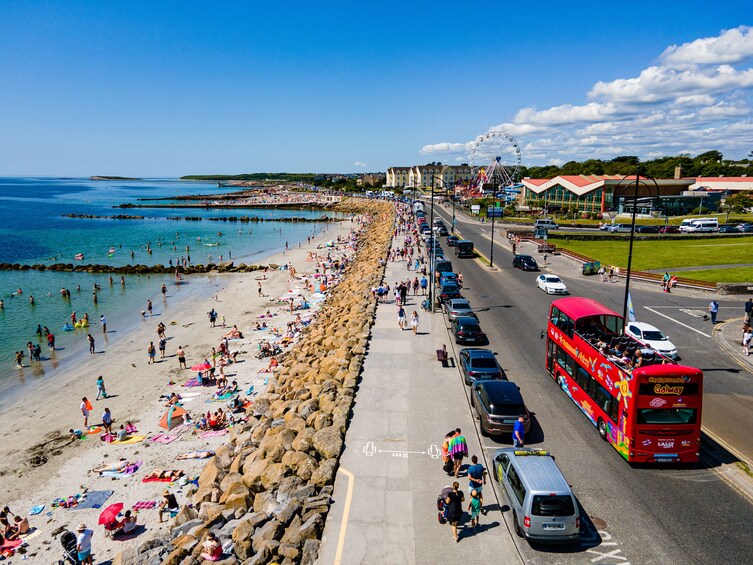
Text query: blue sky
0 1 751 176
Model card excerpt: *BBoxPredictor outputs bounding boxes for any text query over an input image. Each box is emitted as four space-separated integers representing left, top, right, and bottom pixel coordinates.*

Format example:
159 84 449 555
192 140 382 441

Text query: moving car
459 348 505 385
450 316 485 344
606 223 633 233
738 224 753 233
436 226 449 236
659 225 680 234
536 274 568 295
534 219 559 230
719 224 740 233
635 225 660 234
444 298 476 321
513 255 539 271
471 380 530 436
624 322 679 359
493 448 581 545
439 283 462 303
446 235 460 246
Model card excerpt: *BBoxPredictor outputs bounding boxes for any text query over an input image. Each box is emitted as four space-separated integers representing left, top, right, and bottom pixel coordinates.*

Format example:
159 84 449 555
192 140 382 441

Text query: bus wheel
597 418 608 441
513 510 524 537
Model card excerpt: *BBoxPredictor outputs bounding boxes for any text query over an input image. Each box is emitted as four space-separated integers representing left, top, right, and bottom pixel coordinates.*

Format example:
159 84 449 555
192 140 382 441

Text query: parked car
446 235 460 246
459 348 506 385
659 225 680 234
635 225 660 233
536 274 568 294
719 224 740 233
513 254 539 271
444 298 476 321
738 224 753 233
439 283 462 303
471 380 530 436
439 272 459 286
624 321 679 359
450 316 486 344
606 223 633 233
436 226 449 236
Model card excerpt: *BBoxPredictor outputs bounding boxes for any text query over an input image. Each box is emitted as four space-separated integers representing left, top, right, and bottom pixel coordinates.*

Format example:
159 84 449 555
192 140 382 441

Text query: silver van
493 448 580 544
534 219 559 230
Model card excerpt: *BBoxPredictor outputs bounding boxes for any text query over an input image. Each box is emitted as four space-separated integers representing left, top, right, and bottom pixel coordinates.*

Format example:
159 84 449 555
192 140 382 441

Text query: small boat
75 253 84 260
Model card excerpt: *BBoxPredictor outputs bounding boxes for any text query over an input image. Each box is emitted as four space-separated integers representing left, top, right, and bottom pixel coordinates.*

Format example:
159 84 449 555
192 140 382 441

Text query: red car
659 225 680 234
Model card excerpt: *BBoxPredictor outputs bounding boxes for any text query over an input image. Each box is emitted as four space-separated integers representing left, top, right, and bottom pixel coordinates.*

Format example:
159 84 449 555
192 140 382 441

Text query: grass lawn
666 268 753 283
548 236 753 271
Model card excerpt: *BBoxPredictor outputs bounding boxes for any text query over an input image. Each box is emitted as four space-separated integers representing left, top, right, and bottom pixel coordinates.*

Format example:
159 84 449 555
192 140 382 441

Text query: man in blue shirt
708 300 719 324
466 455 487 509
513 416 525 448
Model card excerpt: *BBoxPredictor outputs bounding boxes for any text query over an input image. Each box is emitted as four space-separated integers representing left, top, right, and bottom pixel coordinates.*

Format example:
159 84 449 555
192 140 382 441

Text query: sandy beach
0 219 356 562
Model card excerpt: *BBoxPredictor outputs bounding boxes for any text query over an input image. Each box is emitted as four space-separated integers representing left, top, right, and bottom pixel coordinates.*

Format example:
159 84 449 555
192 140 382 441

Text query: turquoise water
0 177 335 392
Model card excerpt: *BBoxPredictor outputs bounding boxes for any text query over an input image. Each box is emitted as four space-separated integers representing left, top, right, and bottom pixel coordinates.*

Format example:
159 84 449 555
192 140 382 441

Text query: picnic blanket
74 490 114 510
200 429 228 439
150 433 178 445
132 500 157 510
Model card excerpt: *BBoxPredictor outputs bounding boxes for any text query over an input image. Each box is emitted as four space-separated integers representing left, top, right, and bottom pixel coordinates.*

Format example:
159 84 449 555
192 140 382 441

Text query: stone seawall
114 198 395 564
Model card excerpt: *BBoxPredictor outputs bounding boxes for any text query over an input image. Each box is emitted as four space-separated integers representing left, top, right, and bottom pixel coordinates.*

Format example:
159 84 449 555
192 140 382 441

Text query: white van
680 218 718 233
534 219 559 230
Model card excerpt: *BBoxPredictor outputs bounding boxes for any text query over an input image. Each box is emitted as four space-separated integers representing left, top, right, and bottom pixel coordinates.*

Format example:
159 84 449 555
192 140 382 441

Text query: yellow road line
334 466 355 565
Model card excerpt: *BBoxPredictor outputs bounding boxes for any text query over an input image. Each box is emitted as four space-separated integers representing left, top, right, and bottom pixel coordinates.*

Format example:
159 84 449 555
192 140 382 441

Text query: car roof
455 316 479 324
478 380 523 404
516 254 534 260
448 299 470 307
464 348 494 359
494 449 571 493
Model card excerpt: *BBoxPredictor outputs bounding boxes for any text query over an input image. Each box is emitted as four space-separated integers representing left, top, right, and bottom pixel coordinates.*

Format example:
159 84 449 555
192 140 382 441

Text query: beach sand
0 220 355 563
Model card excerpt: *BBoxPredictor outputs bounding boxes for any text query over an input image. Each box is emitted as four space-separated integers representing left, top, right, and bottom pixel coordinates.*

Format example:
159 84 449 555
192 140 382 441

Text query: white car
625 322 679 359
536 274 568 294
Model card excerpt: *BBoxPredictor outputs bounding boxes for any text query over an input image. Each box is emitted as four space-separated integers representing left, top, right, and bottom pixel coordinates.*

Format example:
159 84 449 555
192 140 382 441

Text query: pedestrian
87 333 95 354
410 311 419 335
745 298 753 325
467 455 487 508
449 428 468 477
76 523 94 565
708 300 719 324
258 282 263 297
81 397 91 428
598 266 606 282
543 253 548 267
608 267 614 282
445 482 465 543
159 336 167 358
468 489 482 529
743 325 752 357
398 305 406 330
513 415 526 447
96 376 107 400
47 332 55 350
662 272 670 292
420 277 428 295
147 341 156 364
100 314 107 334
161 283 167 297
177 345 187 369
102 407 113 434
146 299 153 316
15 351 23 368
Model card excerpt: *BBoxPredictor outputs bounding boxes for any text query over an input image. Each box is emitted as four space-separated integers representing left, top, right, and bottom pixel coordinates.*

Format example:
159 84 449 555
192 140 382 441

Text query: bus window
595 386 614 421
576 367 590 389
637 408 697 425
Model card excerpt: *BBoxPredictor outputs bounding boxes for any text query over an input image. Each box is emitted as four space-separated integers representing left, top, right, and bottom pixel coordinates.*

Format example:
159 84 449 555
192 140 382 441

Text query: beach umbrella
98 502 124 525
190 362 211 372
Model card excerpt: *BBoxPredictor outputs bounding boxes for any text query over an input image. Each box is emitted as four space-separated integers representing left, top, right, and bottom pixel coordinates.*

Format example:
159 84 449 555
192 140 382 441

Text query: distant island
181 173 316 182
90 175 141 181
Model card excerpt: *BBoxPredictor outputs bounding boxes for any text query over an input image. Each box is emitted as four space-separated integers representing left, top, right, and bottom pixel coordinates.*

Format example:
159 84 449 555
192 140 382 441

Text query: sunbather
93 459 130 474
176 450 215 460
143 469 184 481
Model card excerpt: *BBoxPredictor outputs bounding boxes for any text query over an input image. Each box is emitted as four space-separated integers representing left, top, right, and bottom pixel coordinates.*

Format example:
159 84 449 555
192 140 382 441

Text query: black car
451 316 486 344
719 224 740 233
437 226 449 236
635 225 660 234
513 254 539 271
459 348 506 385
739 224 753 233
446 235 460 247
471 380 531 437
439 283 462 303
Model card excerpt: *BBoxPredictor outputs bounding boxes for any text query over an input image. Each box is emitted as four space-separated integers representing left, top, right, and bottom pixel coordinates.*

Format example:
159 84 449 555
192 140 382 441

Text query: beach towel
29 505 45 515
112 435 145 445
75 489 114 510
132 500 157 510
52 494 83 508
206 391 238 403
0 538 22 551
85 426 103 435
142 470 184 483
182 377 201 387
150 433 178 445
100 461 142 478
20 527 41 541
200 429 228 439
170 422 193 436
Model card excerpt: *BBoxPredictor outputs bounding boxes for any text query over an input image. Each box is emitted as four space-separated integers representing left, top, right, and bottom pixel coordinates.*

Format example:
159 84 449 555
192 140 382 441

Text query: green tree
725 192 752 213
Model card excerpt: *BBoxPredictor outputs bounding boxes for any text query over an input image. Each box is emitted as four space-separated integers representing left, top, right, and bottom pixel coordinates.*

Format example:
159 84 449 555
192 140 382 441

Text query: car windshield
470 358 497 368
489 403 525 416
532 495 575 517
452 302 470 310
642 330 666 341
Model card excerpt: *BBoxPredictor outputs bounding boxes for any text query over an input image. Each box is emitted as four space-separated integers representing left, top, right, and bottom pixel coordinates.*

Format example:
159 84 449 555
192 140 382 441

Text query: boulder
260 462 288 490
241 458 268 491
198 458 224 491
173 505 199 528
281 450 317 481
273 499 302 526
172 518 204 538
231 512 263 560
280 515 302 545
251 519 282 553
223 491 250 512
309 458 338 487
291 428 315 453
301 538 322 565
198 502 225 523
312 426 343 459
278 543 300 560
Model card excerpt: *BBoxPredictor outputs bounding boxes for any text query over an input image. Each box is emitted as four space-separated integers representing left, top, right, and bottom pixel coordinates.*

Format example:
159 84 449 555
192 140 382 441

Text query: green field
548 236 753 277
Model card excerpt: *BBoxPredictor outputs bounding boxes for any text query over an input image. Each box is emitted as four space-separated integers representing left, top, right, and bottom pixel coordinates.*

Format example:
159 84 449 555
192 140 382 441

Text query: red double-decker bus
545 297 703 463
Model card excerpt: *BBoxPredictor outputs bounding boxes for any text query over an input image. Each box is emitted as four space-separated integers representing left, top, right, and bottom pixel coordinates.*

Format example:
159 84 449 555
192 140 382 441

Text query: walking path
318 232 521 564
646 263 753 273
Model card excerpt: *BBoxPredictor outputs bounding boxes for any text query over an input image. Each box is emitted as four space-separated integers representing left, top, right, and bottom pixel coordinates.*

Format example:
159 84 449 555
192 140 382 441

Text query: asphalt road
431 205 753 564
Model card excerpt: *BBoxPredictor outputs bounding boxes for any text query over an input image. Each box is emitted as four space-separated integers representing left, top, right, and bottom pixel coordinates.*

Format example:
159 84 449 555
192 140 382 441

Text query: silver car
444 298 476 321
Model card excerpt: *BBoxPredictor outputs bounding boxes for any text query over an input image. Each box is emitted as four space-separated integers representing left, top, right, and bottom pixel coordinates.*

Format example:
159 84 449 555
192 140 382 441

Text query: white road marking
644 307 712 337
679 308 708 318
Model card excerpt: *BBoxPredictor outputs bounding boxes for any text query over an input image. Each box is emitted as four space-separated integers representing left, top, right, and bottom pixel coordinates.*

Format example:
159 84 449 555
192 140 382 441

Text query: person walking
513 415 526 447
177 345 187 369
147 342 156 364
100 314 107 334
743 325 752 357
708 300 719 324
87 333 95 354
159 336 167 359
468 489 482 530
467 455 487 509
445 482 465 543
410 311 419 335
76 523 94 565
147 299 153 316
95 376 108 400
745 298 752 325
397 305 406 330
80 397 91 428
102 407 113 434
449 428 468 477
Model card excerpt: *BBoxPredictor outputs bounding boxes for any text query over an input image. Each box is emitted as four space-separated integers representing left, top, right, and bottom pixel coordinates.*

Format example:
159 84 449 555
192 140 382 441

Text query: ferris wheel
469 131 522 195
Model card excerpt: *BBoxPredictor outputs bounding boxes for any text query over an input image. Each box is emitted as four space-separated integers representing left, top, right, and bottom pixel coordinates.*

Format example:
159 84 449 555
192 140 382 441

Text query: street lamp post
451 186 456 234
428 173 436 311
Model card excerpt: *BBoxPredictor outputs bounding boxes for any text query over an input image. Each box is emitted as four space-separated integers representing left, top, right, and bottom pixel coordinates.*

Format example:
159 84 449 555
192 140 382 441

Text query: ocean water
0 177 337 394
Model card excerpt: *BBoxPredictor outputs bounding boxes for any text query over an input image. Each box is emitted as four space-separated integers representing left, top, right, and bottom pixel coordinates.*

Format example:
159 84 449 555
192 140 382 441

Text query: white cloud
419 26 753 166
660 26 753 68
354 161 367 168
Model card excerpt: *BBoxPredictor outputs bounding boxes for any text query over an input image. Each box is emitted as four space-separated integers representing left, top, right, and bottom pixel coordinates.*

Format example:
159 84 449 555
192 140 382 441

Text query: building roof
688 176 753 191
522 175 694 196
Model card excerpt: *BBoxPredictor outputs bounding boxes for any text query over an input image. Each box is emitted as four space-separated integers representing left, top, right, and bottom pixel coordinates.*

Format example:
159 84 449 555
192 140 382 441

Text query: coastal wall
114 198 395 564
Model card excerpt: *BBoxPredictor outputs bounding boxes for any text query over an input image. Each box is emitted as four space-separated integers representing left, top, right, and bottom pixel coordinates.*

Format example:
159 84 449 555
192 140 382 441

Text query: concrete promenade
318 235 522 564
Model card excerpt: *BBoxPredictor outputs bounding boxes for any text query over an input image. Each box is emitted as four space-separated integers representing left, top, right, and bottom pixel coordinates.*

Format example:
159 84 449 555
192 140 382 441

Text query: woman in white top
410 311 419 335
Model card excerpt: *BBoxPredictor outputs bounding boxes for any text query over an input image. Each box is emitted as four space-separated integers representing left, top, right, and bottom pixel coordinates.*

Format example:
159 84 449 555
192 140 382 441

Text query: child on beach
96 376 108 400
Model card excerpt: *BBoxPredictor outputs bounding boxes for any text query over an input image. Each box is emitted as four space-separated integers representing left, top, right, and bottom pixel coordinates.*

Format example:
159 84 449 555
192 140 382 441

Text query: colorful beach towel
132 500 157 510
29 505 45 515
75 489 114 510
112 435 145 445
0 537 22 551
200 429 228 439
142 470 184 483
150 433 178 445
100 461 142 478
